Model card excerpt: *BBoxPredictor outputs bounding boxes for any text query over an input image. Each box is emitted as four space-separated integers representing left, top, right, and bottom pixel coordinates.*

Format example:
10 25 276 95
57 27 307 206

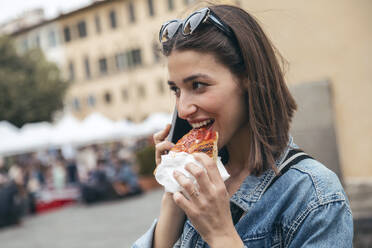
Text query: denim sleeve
131 219 157 248
287 198 353 247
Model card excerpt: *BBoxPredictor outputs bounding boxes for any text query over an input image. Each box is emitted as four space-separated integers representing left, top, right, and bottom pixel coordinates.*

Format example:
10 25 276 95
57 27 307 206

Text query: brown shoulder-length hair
162 5 297 176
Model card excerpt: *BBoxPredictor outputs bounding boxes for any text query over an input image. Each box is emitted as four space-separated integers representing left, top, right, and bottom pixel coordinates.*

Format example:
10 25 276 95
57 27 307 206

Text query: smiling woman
132 4 353 248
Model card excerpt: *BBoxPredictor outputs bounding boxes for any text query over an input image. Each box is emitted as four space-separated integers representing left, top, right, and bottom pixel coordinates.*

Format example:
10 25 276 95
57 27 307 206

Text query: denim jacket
132 137 353 247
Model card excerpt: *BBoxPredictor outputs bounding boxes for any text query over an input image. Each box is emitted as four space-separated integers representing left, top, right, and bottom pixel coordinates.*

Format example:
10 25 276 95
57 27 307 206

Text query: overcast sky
0 0 92 24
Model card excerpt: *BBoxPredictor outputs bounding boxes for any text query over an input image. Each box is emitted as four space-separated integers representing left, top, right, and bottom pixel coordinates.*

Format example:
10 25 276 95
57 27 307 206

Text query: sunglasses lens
183 12 206 35
161 21 180 42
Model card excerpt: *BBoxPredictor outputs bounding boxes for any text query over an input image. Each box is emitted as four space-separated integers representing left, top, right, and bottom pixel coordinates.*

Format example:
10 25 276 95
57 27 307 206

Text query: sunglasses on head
159 7 234 43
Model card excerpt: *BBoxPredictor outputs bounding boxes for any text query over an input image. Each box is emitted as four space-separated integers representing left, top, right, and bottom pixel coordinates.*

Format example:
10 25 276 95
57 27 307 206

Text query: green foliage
0 36 69 127
135 145 156 176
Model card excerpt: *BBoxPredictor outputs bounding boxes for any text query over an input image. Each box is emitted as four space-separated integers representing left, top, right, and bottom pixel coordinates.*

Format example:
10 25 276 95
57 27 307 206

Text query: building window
98 57 108 75
128 2 135 23
158 80 165 94
73 98 80 111
94 15 101 33
48 30 57 47
87 95 96 107
148 0 155 16
137 85 146 98
77 20 87 38
168 0 174 11
35 35 41 48
125 51 133 69
115 49 143 71
115 52 127 71
64 26 71 42
84 57 91 79
104 92 112 104
109 10 117 29
21 39 28 51
122 89 129 101
153 42 160 63
184 0 195 5
68 61 75 81
132 49 142 66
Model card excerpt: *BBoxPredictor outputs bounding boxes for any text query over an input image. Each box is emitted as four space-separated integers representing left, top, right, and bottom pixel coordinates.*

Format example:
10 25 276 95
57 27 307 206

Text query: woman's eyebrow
183 73 211 83
168 73 211 86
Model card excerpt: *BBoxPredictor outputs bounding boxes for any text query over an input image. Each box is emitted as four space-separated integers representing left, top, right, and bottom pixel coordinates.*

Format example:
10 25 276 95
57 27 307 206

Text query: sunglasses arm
208 14 234 38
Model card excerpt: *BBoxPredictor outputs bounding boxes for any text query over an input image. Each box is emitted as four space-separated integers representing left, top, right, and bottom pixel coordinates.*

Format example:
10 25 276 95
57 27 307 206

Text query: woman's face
167 50 248 148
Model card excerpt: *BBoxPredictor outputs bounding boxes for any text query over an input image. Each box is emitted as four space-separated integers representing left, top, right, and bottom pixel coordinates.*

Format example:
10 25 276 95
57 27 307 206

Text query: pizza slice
170 127 218 161
154 127 230 189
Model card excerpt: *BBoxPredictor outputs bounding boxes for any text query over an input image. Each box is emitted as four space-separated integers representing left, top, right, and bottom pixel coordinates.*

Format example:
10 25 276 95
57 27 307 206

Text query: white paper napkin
155 151 230 193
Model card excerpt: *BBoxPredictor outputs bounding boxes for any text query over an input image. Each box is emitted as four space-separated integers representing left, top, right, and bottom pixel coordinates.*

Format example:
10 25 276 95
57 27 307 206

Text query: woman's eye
192 81 207 90
170 86 180 97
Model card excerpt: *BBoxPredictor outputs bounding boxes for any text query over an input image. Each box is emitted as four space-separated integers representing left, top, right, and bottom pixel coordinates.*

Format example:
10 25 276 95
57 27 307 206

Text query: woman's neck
225 124 251 177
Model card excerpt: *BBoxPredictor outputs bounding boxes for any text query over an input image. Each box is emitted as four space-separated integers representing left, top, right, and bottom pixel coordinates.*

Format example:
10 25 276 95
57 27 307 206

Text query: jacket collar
230 136 294 212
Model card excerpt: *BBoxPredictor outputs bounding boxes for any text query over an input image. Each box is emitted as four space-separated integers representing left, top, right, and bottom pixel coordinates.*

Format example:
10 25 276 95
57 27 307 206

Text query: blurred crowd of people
0 139 148 228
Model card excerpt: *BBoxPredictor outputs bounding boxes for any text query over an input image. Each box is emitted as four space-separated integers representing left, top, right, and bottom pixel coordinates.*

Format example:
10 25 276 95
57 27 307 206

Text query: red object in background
35 187 80 214
36 199 76 214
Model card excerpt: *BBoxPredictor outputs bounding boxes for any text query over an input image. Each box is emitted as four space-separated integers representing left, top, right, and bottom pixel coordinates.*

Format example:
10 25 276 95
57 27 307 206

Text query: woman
133 4 353 248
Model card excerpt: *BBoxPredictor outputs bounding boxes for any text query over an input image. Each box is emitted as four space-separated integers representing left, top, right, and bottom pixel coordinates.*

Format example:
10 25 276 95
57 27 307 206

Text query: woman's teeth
191 119 213 129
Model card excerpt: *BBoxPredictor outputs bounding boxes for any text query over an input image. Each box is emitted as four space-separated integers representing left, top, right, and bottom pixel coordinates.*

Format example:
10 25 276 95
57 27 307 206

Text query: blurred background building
9 0 177 122
3 0 372 187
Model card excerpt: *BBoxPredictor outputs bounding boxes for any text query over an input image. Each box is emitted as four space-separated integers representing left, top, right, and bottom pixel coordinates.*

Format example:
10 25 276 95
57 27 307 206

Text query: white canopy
78 112 117 144
51 114 83 146
17 122 54 151
0 121 19 138
137 112 173 136
0 121 21 155
0 112 172 156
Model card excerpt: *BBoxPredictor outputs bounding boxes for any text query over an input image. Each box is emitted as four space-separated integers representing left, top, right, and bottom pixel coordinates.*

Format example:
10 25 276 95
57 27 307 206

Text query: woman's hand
172 153 244 248
152 124 185 248
153 124 174 166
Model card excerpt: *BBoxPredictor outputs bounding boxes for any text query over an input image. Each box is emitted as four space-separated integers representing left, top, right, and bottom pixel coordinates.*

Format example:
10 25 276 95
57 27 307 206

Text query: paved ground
1 184 371 248
0 189 163 248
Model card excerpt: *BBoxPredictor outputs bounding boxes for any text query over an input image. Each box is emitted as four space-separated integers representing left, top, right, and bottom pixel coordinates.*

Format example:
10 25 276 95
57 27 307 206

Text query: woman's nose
177 94 197 119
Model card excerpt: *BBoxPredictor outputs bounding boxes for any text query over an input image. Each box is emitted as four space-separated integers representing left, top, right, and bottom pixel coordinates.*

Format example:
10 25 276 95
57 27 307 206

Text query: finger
155 140 175 155
173 170 198 199
155 140 174 165
173 191 193 214
193 153 223 185
184 163 211 194
153 124 171 144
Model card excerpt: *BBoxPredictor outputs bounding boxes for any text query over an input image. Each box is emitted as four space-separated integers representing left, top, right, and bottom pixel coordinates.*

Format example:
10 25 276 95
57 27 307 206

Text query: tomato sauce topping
171 127 217 155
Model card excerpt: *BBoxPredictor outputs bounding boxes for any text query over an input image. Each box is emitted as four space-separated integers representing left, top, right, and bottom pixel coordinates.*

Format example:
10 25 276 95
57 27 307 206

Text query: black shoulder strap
266 149 313 190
